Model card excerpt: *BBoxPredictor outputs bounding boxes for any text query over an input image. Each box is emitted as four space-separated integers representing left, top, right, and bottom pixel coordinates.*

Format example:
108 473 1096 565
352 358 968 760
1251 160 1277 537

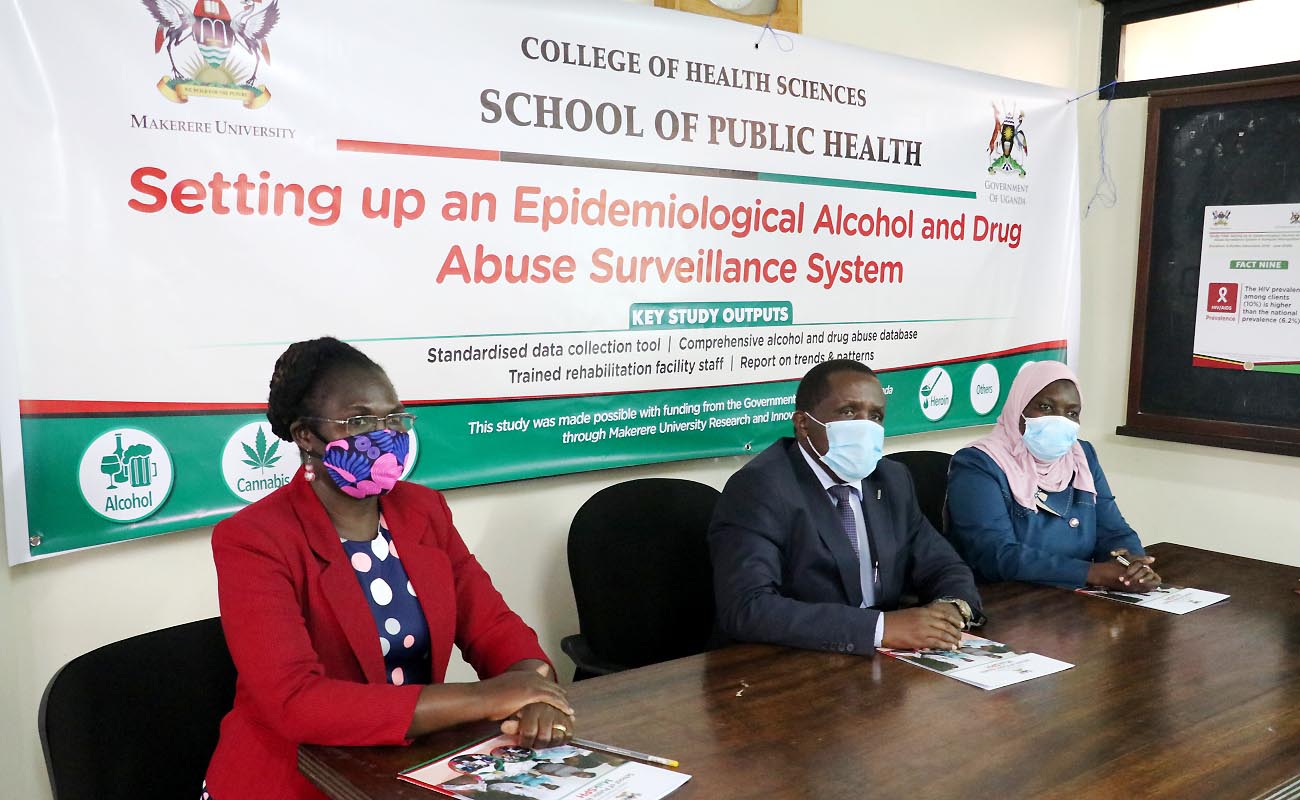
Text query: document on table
1076 585 1230 614
878 633 1073 690
399 734 691 799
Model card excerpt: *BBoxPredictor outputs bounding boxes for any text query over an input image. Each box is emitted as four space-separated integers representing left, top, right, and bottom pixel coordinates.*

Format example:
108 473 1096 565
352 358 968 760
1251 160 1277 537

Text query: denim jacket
946 441 1144 587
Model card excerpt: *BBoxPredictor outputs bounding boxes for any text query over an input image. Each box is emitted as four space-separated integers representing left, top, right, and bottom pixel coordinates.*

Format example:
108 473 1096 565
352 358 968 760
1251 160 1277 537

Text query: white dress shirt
799 442 885 647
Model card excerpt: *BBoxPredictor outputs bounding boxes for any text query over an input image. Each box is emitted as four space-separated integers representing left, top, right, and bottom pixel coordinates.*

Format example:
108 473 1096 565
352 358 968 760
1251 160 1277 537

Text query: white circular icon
969 363 1001 416
919 367 954 422
78 428 174 523
399 427 420 481
222 422 300 504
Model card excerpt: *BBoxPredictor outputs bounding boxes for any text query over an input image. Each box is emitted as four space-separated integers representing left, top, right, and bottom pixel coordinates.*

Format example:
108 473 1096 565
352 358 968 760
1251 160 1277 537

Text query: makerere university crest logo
141 0 281 109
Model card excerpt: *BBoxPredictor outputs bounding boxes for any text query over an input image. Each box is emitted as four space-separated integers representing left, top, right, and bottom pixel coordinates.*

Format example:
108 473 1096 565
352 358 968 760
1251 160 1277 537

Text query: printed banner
0 0 1079 562
1192 204 1300 373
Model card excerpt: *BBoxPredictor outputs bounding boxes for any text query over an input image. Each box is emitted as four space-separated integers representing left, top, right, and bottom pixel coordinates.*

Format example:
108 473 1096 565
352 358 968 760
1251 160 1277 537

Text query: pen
571 737 679 768
1115 552 1153 584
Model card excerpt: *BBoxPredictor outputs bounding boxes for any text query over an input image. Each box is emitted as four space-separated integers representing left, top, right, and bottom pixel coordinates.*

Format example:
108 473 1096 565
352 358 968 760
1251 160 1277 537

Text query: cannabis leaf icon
242 426 281 471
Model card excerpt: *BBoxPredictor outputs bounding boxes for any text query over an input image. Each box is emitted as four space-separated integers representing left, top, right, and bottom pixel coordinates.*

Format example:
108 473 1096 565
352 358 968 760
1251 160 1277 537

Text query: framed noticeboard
653 0 801 34
1120 77 1300 457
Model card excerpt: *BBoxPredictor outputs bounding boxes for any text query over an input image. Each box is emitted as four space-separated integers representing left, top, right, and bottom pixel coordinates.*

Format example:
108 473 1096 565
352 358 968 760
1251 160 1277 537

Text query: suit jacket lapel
785 440 863 606
860 470 897 605
290 472 390 685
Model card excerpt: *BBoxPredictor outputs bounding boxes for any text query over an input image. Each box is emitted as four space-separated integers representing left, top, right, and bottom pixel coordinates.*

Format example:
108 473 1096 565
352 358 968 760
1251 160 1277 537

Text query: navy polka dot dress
340 518 433 686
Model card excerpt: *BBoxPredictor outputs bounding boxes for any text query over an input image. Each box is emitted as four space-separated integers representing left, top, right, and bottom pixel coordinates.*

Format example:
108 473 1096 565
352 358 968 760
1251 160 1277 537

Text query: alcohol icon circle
78 428 174 523
918 366 954 422
969 363 1001 416
222 421 299 504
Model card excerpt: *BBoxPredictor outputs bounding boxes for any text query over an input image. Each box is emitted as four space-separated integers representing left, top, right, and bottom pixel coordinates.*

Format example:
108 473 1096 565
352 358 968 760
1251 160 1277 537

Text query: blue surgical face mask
1021 415 1079 461
805 414 885 482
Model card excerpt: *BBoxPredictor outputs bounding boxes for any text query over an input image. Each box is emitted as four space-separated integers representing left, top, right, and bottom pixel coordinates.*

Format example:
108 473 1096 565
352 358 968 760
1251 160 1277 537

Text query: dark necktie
829 483 877 607
827 484 860 558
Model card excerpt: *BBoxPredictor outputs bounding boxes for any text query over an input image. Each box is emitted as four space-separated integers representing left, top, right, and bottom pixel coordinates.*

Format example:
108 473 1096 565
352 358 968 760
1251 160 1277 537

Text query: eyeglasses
302 413 417 436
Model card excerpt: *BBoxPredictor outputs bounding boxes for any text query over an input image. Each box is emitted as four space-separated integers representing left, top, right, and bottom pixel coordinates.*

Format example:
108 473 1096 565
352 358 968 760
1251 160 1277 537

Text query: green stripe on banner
21 347 1063 557
758 172 978 199
1253 363 1300 374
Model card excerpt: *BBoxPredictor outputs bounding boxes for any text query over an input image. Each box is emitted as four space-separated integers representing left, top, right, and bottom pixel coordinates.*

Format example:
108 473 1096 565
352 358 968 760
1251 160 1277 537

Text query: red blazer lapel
288 471 390 685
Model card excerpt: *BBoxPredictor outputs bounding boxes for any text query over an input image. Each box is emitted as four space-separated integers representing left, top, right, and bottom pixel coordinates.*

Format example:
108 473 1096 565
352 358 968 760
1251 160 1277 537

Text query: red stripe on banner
404 384 765 407
337 139 501 161
877 339 1069 374
1191 356 1242 370
403 340 1071 406
20 342 1069 414
19 400 268 416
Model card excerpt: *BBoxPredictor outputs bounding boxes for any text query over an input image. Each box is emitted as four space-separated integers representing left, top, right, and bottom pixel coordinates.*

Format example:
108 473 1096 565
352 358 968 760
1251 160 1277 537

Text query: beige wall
4 1 1297 798
805 0 1084 88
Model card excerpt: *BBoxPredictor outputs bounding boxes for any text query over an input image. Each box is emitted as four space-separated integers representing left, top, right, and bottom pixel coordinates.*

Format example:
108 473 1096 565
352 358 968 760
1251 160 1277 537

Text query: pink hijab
969 360 1095 510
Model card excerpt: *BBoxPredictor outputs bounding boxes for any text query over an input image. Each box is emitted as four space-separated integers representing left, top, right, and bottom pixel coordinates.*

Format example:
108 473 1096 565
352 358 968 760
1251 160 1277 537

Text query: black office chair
882 450 953 535
39 617 237 800
561 478 721 681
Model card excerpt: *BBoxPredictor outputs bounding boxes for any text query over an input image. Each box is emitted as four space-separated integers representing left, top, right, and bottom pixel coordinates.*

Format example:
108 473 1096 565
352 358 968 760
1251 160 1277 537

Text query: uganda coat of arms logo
141 0 280 109
987 103 1027 177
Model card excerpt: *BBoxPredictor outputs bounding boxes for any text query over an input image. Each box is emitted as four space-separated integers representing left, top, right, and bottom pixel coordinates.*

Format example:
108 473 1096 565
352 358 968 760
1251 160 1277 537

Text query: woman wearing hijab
945 361 1160 590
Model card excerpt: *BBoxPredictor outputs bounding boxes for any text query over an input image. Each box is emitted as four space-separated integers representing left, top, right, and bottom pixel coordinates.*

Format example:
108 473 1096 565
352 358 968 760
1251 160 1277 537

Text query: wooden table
301 544 1300 799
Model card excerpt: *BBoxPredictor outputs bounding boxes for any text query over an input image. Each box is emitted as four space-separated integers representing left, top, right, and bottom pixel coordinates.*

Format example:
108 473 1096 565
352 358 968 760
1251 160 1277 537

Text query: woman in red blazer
204 337 573 800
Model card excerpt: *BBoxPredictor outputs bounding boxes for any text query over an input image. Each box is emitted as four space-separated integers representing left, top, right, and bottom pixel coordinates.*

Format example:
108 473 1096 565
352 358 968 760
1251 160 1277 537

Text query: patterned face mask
319 429 410 498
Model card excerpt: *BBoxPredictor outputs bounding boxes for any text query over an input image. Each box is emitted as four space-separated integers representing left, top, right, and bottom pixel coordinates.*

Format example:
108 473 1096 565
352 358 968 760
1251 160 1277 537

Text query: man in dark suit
709 359 982 655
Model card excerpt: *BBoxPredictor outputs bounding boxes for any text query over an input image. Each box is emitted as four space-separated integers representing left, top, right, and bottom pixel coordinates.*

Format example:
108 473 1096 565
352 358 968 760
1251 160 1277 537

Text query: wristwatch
936 596 974 630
